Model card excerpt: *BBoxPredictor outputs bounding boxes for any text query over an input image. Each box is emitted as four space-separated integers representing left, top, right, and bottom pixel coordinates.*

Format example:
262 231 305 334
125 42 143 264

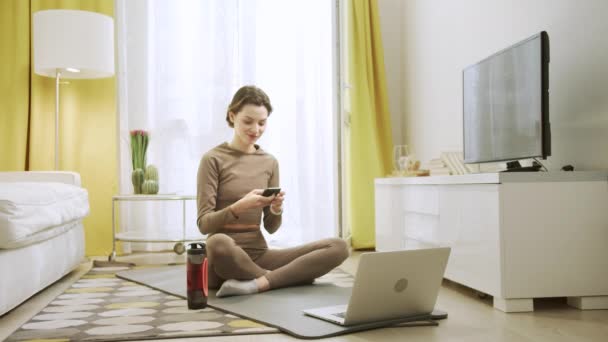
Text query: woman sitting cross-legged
197 85 349 297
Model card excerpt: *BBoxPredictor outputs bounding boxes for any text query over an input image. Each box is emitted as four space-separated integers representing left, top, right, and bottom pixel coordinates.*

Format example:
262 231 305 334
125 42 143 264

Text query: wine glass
393 145 410 174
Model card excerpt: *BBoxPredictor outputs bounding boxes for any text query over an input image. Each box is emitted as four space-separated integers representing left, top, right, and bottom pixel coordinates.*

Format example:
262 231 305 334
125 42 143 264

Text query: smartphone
262 187 281 197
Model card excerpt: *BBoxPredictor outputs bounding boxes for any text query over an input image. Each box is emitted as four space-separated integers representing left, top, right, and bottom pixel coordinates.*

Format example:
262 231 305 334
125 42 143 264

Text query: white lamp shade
33 9 115 79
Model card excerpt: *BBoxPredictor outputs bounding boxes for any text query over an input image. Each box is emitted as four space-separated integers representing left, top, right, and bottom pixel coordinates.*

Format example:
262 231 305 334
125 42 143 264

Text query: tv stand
375 171 608 312
501 165 542 172
501 160 542 172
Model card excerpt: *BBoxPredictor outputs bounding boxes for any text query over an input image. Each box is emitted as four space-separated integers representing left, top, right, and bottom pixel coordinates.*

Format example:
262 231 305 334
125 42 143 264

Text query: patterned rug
5 262 282 341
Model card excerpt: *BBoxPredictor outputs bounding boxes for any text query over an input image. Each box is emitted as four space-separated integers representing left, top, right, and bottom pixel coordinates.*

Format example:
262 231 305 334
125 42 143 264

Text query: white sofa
0 171 89 316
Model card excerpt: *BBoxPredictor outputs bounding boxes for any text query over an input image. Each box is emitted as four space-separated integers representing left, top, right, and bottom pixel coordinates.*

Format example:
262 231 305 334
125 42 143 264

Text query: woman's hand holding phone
261 187 281 197
260 187 285 212
230 189 274 215
269 190 285 214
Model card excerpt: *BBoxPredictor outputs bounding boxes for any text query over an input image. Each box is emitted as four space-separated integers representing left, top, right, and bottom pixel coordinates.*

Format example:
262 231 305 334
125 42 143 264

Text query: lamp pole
55 69 61 170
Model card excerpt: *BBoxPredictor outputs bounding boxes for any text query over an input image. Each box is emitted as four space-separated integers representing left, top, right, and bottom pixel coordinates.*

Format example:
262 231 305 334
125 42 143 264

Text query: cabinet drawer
438 184 501 295
400 185 439 215
403 211 440 246
375 184 402 251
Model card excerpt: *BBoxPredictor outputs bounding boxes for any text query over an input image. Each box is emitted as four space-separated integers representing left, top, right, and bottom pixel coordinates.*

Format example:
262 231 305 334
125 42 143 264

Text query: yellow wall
29 0 118 257
0 1 30 171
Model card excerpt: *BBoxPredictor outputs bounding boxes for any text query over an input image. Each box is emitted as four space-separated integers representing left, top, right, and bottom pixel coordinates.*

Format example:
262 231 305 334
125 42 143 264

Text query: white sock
216 279 259 297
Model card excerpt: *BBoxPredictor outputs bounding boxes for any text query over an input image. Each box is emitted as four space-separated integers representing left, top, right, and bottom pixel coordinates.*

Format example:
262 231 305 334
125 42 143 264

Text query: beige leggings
205 233 349 290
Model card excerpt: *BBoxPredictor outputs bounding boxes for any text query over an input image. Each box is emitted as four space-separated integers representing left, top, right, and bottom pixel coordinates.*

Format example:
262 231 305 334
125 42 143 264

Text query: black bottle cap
187 242 206 255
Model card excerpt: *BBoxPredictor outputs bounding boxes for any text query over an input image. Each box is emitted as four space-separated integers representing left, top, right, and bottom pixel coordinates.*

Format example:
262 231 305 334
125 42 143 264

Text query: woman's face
230 104 269 146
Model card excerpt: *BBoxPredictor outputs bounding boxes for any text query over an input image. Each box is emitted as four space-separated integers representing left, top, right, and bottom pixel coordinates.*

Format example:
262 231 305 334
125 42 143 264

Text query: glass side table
109 194 203 261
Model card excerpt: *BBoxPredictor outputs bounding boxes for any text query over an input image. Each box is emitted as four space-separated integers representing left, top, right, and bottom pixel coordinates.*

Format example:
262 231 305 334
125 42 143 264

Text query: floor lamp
33 9 115 170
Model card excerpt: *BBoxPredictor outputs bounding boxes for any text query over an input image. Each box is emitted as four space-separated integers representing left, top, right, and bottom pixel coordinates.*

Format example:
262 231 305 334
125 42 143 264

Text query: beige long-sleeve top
197 142 282 252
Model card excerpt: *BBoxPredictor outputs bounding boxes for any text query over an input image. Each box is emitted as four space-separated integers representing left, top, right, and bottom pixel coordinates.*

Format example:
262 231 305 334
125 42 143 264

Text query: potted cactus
130 130 149 194
142 165 159 194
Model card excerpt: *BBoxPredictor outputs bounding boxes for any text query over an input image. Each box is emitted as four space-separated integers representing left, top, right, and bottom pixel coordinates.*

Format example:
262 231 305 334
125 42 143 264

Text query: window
116 0 340 248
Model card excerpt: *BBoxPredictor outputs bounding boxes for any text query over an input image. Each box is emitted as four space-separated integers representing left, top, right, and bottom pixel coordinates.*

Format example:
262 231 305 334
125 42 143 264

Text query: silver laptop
303 247 450 326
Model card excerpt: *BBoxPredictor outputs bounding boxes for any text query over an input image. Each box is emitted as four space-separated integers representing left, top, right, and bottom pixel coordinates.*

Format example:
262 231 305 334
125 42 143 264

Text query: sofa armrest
0 171 81 187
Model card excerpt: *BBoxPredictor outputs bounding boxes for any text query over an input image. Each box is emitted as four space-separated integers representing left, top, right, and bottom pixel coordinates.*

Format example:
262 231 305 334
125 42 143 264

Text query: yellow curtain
348 0 394 249
0 1 30 171
1 0 117 256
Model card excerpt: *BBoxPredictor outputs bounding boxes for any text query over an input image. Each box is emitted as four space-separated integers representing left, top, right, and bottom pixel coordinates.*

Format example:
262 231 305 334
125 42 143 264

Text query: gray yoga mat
117 265 445 339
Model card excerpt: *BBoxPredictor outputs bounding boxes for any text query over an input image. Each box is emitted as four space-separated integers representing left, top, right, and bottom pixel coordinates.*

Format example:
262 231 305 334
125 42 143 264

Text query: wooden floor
1 251 607 342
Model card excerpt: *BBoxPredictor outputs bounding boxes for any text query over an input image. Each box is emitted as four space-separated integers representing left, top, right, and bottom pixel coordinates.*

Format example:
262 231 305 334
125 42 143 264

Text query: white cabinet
375 172 608 312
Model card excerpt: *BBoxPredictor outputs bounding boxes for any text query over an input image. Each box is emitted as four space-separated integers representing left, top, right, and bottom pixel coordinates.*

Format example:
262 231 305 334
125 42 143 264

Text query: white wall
379 0 608 170
377 0 405 145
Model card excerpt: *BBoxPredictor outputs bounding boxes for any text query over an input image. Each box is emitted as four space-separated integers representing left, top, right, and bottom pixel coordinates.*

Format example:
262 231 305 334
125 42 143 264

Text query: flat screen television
462 31 550 167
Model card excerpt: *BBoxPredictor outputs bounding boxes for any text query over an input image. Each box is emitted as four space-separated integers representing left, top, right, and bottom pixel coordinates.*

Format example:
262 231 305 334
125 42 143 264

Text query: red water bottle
187 242 208 309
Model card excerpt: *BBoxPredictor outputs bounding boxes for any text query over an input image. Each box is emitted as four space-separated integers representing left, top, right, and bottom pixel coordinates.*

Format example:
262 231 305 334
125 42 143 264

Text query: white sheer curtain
116 0 338 251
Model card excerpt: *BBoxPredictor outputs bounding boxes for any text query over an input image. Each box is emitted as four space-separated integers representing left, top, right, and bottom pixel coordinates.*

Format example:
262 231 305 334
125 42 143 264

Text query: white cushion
0 182 90 249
